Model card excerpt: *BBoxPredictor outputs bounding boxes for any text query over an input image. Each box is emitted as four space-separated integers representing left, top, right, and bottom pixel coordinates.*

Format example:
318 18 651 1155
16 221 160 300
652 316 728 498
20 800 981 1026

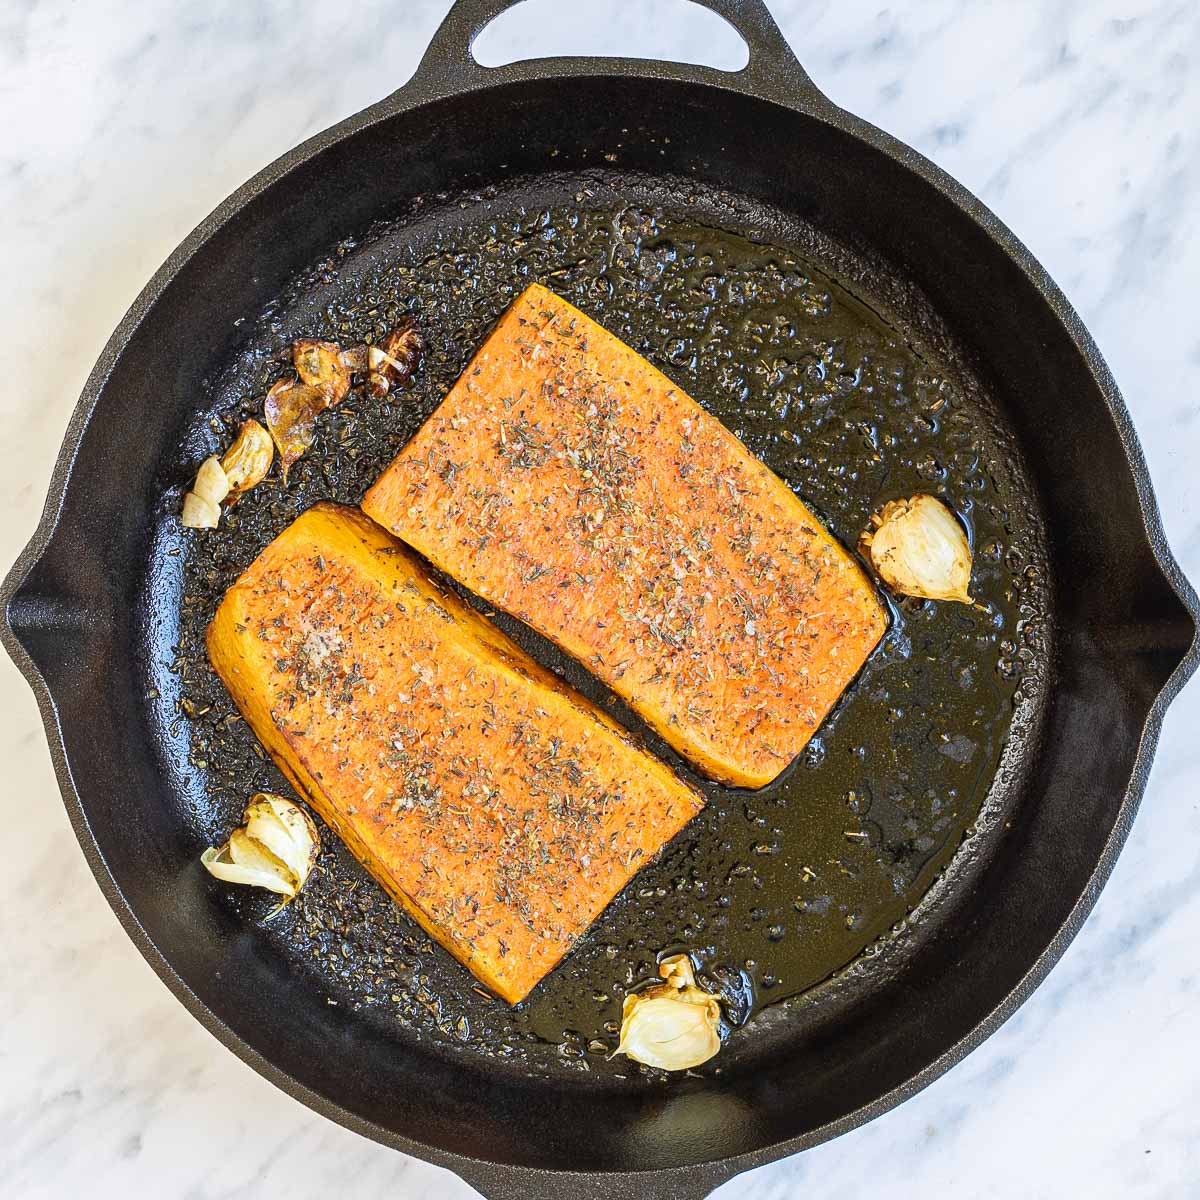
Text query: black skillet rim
4 5 1199 1196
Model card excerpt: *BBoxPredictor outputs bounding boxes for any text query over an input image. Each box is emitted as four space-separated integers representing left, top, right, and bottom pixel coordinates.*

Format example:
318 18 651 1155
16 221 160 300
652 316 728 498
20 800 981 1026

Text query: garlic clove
242 805 299 874
367 344 406 374
616 993 723 1071
659 954 702 990
244 794 318 886
221 419 274 494
364 320 426 397
201 844 294 897
228 827 291 877
181 491 221 528
263 378 330 483
380 319 425 384
193 455 231 507
861 494 973 604
338 344 369 373
615 953 723 1071
293 338 351 405
201 793 320 907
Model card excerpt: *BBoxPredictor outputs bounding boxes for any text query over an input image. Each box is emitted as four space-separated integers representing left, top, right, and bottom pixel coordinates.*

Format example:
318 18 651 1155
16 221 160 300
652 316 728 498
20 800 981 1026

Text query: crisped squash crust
207 502 703 1002
364 284 887 788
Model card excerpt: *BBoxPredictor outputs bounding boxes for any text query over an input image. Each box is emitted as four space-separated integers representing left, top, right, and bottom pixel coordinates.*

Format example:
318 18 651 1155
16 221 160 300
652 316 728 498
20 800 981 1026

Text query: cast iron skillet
4 1 1198 1196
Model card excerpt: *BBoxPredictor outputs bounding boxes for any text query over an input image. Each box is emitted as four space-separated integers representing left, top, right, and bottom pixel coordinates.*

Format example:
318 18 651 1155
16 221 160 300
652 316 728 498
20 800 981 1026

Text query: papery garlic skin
201 792 319 908
861 494 973 604
615 953 723 1071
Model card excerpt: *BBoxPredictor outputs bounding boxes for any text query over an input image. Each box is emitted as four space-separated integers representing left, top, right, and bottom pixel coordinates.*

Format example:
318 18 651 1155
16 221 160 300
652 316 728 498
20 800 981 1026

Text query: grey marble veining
1 2 1197 1197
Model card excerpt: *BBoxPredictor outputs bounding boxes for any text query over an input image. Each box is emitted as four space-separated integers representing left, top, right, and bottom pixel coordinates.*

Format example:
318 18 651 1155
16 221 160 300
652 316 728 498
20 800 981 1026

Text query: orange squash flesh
206 502 704 1003
363 283 888 788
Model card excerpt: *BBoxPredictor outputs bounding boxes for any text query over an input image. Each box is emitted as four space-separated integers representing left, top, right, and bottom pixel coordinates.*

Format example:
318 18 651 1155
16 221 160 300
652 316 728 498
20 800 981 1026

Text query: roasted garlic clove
366 319 425 398
615 953 723 1071
194 455 231 506
201 792 319 909
181 456 231 527
293 338 351 405
337 343 369 373
181 491 221 529
264 378 331 483
861 494 973 604
202 840 293 896
243 794 319 883
221 419 274 494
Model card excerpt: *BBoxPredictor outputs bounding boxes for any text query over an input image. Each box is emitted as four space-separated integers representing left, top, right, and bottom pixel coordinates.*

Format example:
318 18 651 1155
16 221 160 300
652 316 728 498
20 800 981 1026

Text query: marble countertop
3 2 1197 1197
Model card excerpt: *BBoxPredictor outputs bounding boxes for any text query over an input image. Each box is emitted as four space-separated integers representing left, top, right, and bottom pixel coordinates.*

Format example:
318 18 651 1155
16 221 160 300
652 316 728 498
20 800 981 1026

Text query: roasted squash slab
363 284 888 788
207 502 704 1003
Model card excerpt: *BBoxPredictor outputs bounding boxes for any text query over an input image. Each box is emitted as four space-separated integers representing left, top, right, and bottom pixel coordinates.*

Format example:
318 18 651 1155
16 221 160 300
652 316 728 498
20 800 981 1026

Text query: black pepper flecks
141 175 1050 1085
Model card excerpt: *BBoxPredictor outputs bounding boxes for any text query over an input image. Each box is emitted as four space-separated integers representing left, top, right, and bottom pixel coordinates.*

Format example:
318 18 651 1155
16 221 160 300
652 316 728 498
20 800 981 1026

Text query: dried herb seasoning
147 183 1048 1080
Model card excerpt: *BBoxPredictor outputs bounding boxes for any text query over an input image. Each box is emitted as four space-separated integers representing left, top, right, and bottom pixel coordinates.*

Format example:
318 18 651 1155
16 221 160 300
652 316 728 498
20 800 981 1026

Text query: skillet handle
405 0 821 104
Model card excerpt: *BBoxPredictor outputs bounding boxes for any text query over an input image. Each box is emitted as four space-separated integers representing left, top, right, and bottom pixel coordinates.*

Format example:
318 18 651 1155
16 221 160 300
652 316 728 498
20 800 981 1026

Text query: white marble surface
2 1 1198 1196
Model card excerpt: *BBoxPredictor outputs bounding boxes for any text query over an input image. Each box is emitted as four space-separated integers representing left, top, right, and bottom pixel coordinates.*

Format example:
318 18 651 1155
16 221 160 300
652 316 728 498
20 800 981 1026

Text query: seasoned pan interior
15 76 1192 1172
150 178 1049 1071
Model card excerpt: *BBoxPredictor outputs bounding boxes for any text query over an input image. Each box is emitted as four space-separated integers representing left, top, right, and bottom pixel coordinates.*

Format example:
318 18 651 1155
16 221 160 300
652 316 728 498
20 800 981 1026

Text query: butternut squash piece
363 284 887 788
206 502 703 1003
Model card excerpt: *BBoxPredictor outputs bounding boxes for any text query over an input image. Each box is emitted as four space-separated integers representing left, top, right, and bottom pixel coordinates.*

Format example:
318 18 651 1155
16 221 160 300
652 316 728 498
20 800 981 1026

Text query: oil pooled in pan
144 178 1050 1083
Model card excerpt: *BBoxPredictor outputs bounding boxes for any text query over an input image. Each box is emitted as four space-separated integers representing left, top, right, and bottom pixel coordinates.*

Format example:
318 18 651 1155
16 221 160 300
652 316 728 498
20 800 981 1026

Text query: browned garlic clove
366 368 390 399
263 377 331 483
615 954 723 1071
860 494 973 604
221 418 274 494
293 338 351 405
337 344 369 373
201 793 319 910
365 318 425 398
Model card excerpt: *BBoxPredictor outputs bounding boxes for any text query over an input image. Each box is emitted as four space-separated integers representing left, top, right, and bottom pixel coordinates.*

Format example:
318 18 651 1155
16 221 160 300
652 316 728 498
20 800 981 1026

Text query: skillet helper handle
407 0 821 103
